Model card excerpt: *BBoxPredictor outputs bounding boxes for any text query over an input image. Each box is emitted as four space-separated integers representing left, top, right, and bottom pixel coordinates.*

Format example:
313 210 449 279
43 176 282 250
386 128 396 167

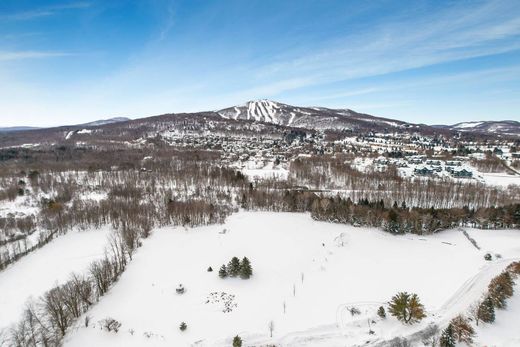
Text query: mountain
0 100 517 149
217 100 422 132
433 120 520 136
0 117 130 134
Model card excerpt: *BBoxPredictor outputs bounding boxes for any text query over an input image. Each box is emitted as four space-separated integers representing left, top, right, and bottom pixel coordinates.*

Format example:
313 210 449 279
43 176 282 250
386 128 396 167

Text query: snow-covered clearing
63 212 520 346
480 172 520 188
0 227 111 330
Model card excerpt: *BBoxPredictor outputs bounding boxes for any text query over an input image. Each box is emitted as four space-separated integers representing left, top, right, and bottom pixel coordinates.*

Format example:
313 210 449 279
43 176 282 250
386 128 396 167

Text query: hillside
433 120 520 136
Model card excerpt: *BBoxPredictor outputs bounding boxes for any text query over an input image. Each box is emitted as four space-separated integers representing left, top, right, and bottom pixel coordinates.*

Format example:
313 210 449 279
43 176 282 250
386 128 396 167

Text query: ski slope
62 212 520 346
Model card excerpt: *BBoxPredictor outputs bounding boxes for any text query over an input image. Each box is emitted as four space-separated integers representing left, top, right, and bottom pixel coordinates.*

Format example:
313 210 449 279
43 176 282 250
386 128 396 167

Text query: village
142 125 520 187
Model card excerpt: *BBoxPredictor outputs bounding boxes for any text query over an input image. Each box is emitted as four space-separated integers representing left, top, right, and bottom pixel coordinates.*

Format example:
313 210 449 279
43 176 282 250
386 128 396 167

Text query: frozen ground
62 212 520 346
0 227 111 330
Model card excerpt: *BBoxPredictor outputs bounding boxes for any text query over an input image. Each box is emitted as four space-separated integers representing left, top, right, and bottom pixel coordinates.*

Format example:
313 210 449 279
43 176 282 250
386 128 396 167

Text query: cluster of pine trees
475 267 516 325
219 257 253 279
440 315 475 347
440 261 520 347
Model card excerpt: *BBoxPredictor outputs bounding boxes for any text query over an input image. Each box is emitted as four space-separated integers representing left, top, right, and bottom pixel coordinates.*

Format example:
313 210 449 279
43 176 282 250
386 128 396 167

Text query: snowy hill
218 99 418 131
434 120 520 136
80 117 131 127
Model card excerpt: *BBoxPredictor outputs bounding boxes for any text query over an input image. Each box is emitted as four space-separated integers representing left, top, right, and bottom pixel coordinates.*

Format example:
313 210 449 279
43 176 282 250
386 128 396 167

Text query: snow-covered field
480 172 520 188
0 227 111 330
60 212 520 346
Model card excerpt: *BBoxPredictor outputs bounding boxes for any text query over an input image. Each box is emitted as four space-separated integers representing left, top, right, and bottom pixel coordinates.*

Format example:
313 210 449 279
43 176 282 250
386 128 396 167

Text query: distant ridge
1 101 518 140
1 117 131 133
0 126 41 133
80 117 131 127
433 120 520 136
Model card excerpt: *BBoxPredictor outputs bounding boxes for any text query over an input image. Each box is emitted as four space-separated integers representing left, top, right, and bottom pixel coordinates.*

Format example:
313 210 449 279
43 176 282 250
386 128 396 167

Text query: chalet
414 167 434 176
446 160 462 167
452 169 473 178
426 159 441 166
375 157 389 165
408 157 423 164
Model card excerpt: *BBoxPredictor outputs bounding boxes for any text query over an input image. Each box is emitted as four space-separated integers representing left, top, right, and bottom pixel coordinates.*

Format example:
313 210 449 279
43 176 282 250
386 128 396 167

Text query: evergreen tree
228 257 241 277
232 335 242 347
239 257 253 279
450 315 474 344
219 264 228 278
478 296 495 323
386 209 401 234
439 324 455 347
179 322 187 331
488 271 514 309
388 292 426 324
207 266 213 272
377 306 386 318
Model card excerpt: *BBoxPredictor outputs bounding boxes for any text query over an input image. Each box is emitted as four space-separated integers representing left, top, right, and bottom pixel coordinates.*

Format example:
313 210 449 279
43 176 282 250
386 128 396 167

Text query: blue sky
1 0 519 127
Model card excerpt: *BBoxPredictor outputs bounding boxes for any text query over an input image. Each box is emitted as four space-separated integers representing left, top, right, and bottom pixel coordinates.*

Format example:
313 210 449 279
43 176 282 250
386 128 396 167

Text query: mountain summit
217 100 415 131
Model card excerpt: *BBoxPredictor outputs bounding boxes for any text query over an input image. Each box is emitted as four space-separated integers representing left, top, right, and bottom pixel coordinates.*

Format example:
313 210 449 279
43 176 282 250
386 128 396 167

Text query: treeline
0 156 242 270
441 261 520 346
470 156 507 173
0 229 58 271
288 156 520 209
311 196 520 234
239 188 520 234
0 225 144 346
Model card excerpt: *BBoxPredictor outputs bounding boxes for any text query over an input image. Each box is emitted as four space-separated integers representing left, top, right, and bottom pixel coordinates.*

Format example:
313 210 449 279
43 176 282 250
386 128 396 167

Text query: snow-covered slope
218 100 306 126
217 100 416 131
435 120 520 136
81 117 131 127
453 121 485 129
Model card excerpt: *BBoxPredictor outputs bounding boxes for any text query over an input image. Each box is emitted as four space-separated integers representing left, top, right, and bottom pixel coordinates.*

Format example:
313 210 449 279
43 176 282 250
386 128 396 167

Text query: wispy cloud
1 1 92 21
251 0 520 95
0 51 71 61
158 1 176 42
